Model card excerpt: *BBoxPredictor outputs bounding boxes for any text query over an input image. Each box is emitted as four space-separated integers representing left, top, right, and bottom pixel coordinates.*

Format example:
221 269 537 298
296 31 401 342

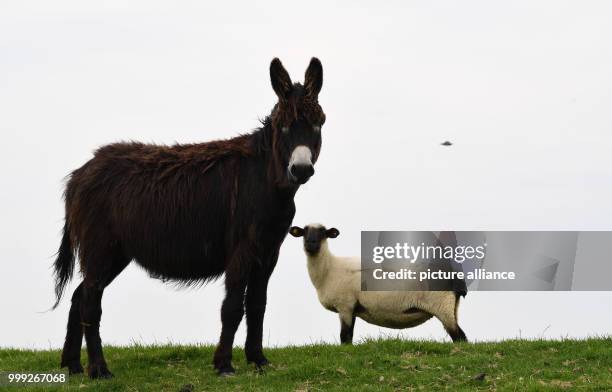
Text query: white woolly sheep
289 224 467 344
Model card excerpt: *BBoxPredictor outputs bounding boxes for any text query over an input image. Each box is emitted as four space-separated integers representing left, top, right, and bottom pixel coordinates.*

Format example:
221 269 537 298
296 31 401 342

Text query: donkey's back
64 141 249 283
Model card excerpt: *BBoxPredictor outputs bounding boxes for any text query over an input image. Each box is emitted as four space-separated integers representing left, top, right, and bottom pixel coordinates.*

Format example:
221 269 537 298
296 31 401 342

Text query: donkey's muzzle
289 164 315 185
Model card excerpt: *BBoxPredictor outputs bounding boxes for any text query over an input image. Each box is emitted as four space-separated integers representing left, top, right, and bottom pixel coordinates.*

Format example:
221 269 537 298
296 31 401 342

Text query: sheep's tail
52 221 76 310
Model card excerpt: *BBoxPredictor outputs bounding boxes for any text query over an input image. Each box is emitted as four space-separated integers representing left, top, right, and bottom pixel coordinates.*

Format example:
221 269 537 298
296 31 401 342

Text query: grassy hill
0 338 610 391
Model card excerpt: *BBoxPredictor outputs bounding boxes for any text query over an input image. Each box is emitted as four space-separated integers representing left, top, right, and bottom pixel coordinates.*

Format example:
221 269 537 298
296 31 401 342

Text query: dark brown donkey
52 58 325 378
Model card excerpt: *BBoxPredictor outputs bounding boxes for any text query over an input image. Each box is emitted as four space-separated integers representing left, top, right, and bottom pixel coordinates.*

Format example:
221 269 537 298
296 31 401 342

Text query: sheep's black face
289 224 339 256
304 226 325 254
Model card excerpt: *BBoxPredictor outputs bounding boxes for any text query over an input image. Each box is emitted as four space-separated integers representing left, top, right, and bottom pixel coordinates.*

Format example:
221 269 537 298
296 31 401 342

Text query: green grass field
1 338 610 391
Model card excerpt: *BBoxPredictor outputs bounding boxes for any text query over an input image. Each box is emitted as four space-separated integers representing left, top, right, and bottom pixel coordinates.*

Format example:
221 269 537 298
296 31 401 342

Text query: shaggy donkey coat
290 224 467 344
53 58 326 378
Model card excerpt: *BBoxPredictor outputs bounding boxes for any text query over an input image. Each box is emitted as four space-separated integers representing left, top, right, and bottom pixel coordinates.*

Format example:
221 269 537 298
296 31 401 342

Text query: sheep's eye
312 125 321 132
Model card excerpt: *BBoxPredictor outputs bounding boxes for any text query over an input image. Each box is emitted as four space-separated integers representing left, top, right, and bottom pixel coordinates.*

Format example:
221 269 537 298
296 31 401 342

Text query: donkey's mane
90 119 275 179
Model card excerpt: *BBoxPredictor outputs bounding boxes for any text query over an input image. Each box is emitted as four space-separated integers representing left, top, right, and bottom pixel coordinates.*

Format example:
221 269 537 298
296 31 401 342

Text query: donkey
52 57 325 378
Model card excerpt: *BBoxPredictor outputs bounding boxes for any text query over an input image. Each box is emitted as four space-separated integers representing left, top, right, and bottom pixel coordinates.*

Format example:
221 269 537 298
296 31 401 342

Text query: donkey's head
269 57 325 186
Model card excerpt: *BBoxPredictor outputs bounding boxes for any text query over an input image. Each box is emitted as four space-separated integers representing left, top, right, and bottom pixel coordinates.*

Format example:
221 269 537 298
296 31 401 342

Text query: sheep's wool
307 240 459 331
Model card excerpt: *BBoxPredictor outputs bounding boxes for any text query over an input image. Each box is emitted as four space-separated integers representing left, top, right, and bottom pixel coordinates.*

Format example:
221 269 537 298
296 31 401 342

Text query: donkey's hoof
61 359 84 375
216 365 235 377
248 357 270 369
67 363 84 375
88 364 113 379
246 349 269 368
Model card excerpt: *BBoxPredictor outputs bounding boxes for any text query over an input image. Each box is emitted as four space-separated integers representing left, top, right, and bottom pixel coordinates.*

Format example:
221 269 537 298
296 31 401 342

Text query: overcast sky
1 1 611 349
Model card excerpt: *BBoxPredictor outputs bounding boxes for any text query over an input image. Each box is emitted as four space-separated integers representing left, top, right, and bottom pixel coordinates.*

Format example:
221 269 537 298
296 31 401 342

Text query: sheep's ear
326 228 340 239
289 226 304 237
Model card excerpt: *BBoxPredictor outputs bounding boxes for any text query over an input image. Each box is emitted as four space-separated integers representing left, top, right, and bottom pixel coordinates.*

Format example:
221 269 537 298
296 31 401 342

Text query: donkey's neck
246 121 298 194
247 121 275 156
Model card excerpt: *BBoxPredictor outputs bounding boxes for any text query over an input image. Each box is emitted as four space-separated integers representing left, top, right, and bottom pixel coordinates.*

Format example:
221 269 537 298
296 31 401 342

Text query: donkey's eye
312 125 321 132
281 126 289 134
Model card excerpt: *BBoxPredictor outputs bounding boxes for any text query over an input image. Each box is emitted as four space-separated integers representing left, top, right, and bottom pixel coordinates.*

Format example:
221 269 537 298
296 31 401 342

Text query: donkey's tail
52 221 75 310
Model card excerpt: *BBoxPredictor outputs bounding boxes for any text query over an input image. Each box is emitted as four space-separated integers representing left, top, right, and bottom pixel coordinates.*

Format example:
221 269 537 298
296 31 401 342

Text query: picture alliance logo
372 242 487 264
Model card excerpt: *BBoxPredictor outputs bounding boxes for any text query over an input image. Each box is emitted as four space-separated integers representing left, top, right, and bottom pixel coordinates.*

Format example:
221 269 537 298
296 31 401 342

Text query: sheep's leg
431 295 467 343
339 312 356 344
446 324 467 342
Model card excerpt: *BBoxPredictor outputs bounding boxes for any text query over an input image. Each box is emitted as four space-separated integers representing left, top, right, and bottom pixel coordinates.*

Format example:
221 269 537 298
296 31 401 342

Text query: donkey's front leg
213 272 248 376
244 259 276 368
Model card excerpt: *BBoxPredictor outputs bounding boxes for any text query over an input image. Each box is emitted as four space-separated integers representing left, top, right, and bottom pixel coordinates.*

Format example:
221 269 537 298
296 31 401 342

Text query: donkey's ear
289 226 304 237
304 57 323 98
270 58 292 101
326 227 339 239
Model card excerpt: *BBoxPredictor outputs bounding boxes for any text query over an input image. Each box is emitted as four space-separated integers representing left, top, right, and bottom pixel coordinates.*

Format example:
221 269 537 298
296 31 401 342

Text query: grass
0 338 610 391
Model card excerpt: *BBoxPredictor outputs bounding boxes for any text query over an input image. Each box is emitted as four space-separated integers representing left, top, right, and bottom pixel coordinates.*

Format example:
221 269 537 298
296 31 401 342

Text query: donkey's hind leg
80 252 130 379
60 283 84 374
214 257 251 376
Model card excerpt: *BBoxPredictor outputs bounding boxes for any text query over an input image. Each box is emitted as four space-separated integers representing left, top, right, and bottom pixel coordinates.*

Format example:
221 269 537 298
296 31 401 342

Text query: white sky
1 1 611 349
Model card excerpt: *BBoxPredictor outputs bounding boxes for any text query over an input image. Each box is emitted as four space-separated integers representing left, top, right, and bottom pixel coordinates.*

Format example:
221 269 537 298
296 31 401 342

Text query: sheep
289 224 467 344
